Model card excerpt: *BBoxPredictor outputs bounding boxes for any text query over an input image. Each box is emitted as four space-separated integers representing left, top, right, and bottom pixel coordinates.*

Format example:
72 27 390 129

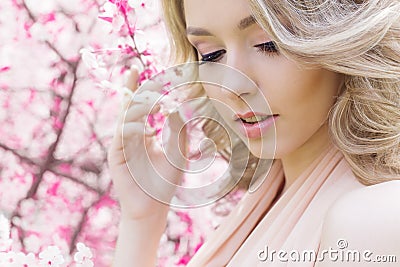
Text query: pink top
187 145 366 266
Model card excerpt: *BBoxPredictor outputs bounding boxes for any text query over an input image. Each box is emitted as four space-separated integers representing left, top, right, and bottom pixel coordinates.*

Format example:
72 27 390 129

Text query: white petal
102 2 117 15
80 48 100 69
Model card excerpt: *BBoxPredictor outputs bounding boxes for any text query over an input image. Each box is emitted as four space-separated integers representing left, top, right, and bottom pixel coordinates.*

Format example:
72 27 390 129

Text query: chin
247 141 277 160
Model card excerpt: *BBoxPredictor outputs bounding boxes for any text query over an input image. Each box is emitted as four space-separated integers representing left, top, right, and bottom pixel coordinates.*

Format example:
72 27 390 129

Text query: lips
233 111 274 121
233 111 279 138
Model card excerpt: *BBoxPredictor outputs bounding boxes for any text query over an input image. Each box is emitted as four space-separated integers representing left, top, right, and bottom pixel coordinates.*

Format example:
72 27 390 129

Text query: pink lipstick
235 112 278 139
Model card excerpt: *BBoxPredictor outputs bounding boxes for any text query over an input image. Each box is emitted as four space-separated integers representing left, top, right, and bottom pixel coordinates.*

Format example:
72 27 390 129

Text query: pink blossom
141 49 151 56
52 97 62 114
98 1 129 30
57 226 72 241
38 246 65 266
194 239 204 253
109 0 131 15
40 12 56 24
28 88 36 103
139 68 153 83
176 254 191 265
86 100 95 108
0 251 16 265
23 22 32 38
10 252 36 267
0 0 223 266
57 163 71 174
101 1 117 17
90 133 97 141
79 48 99 69
30 22 51 41
95 195 117 211
0 214 12 252
52 117 64 130
128 0 145 9
117 44 138 57
0 66 10 72
98 16 113 23
46 181 61 196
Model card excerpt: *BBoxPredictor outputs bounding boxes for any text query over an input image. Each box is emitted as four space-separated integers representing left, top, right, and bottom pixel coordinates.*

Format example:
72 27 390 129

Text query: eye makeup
200 50 227 62
255 41 278 54
199 41 279 63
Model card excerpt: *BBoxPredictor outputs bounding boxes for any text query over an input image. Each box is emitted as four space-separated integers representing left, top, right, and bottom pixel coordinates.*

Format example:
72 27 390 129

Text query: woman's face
184 0 343 159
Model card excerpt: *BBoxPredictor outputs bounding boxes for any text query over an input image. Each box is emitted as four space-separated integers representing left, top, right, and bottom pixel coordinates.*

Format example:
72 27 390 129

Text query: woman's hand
109 67 189 267
107 67 187 222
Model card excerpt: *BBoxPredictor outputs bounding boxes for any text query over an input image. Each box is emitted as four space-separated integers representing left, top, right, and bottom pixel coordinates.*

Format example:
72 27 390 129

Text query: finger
120 77 163 121
117 93 135 123
137 79 164 93
126 65 140 92
162 111 188 169
166 110 186 133
122 122 156 137
113 102 159 147
117 101 161 141
109 120 156 162
123 103 161 123
116 102 160 129
115 104 159 151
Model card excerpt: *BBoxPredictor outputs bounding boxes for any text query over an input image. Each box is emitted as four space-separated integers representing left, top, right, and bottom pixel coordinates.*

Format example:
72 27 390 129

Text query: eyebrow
238 15 256 30
186 15 257 36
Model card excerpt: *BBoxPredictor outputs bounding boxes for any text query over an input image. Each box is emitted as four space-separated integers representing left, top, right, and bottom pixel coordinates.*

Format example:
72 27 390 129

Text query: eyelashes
200 41 279 63
254 41 279 54
201 50 227 62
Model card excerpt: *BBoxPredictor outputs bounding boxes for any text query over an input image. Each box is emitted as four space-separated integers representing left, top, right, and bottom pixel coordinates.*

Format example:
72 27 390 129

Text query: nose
220 51 258 101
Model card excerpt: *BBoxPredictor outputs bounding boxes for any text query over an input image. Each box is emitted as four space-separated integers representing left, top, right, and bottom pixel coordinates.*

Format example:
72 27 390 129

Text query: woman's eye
255 41 279 55
200 50 226 63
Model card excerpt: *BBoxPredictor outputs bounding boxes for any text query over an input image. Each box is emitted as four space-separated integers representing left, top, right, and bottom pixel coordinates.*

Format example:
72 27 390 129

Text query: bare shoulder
316 180 400 266
325 179 400 221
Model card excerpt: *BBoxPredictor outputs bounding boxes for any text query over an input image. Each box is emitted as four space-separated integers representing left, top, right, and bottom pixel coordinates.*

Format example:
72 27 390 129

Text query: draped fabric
187 145 365 267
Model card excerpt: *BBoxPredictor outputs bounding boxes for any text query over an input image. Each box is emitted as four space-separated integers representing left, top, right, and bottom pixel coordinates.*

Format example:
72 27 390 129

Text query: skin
317 180 400 267
184 0 343 191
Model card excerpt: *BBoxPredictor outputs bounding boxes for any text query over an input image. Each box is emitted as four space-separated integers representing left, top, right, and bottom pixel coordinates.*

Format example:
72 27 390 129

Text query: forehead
183 0 253 28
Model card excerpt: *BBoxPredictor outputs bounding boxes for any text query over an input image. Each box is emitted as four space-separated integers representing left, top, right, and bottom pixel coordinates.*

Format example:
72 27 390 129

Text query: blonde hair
161 0 400 187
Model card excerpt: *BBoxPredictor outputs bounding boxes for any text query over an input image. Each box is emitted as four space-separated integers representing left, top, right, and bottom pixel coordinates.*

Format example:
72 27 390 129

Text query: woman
108 0 400 266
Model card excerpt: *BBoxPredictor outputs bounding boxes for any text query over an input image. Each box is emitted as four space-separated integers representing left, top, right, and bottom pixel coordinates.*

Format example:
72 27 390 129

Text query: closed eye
255 41 279 55
199 41 278 64
200 50 226 63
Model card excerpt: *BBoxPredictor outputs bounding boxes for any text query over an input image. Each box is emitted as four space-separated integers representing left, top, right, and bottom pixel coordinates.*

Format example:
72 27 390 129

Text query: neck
280 123 332 193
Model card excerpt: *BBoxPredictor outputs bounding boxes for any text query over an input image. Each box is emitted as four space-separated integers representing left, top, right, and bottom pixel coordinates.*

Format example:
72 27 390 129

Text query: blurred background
0 0 241 266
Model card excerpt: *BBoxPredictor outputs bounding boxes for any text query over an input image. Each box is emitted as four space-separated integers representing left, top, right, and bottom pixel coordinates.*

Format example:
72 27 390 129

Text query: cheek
295 70 341 119
202 85 232 116
260 66 341 157
262 63 341 119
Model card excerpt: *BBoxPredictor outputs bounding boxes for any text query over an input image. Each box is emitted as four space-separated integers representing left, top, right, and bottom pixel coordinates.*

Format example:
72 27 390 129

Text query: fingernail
145 127 157 136
130 65 140 74
122 86 135 98
152 104 161 113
